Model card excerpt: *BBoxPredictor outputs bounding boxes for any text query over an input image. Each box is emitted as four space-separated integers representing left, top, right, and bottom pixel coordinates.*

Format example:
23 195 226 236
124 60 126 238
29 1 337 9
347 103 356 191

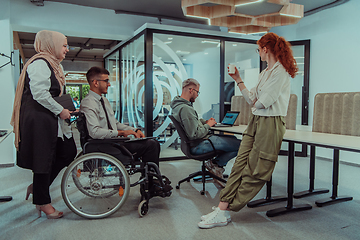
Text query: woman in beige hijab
11 30 77 219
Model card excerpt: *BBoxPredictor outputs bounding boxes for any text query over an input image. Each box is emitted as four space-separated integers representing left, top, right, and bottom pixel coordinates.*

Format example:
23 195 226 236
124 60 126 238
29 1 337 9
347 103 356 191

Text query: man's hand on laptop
118 129 145 138
134 129 145 138
118 130 137 138
206 117 217 127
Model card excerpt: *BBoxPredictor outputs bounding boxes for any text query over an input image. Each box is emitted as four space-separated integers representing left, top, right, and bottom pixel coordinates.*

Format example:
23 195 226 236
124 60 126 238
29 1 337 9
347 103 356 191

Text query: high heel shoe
36 204 63 219
25 184 33 200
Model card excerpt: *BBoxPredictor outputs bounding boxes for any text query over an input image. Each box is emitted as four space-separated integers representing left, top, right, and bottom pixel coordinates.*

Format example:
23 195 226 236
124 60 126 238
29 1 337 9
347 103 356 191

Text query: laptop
53 94 76 111
213 111 240 127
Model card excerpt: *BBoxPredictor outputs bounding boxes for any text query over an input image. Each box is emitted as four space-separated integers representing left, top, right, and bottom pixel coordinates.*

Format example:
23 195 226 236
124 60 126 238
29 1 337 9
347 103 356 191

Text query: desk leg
0 196 12 202
247 177 287 208
294 146 329 198
266 142 312 217
315 149 353 207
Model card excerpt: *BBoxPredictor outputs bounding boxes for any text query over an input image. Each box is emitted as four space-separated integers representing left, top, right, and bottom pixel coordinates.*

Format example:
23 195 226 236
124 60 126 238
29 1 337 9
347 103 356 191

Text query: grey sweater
170 96 210 140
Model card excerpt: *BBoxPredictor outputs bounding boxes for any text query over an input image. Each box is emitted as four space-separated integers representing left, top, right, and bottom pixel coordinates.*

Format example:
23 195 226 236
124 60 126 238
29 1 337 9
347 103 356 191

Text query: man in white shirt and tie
80 67 171 196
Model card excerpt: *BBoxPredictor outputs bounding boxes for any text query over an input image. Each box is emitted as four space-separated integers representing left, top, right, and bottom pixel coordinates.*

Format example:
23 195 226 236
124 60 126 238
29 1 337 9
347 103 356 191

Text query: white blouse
27 60 72 139
241 61 290 117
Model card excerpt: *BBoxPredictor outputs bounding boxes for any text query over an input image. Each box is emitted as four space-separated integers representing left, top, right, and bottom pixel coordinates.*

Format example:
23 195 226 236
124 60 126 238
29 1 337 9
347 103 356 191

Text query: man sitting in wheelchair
80 66 172 199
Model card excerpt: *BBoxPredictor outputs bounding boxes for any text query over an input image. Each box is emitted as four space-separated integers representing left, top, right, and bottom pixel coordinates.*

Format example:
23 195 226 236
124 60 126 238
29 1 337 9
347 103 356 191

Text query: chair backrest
168 115 192 155
169 115 225 160
75 112 90 148
313 92 360 136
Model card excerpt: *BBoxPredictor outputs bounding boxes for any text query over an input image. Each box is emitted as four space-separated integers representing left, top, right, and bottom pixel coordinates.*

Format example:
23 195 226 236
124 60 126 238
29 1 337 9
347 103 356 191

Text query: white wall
0 15 15 165
272 1 360 164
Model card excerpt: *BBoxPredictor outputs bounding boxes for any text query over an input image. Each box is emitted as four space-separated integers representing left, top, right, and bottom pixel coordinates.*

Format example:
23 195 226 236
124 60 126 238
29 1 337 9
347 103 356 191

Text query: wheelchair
61 112 172 219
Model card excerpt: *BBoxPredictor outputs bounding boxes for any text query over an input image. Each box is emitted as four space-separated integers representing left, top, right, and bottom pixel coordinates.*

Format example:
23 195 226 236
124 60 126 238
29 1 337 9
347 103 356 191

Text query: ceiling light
182 0 304 34
168 37 173 40
176 50 190 55
235 0 263 7
279 13 302 18
164 41 172 44
232 44 237 46
185 15 211 25
201 40 219 44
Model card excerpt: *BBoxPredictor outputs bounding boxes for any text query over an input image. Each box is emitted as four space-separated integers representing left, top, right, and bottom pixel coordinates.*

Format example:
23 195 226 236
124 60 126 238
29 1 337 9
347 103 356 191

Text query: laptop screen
221 112 240 125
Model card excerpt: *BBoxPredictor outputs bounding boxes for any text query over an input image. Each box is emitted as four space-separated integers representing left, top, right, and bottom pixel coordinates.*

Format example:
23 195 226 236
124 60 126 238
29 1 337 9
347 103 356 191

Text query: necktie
100 97 113 130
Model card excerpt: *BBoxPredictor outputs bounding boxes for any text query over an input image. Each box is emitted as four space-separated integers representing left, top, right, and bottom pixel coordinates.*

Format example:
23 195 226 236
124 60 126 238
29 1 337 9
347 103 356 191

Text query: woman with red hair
198 32 298 229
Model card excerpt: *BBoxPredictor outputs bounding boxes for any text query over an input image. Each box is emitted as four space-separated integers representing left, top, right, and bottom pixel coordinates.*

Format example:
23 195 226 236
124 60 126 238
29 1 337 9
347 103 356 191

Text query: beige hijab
10 30 67 150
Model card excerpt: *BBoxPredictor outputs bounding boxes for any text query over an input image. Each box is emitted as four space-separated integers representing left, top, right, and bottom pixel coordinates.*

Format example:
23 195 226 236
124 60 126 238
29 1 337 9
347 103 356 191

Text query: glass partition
224 41 260 112
120 35 145 128
291 45 305 126
104 26 310 156
105 51 120 119
153 33 220 148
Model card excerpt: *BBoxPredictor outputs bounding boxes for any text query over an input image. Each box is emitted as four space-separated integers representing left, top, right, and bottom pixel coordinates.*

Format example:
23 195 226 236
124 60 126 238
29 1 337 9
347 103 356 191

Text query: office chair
169 115 226 195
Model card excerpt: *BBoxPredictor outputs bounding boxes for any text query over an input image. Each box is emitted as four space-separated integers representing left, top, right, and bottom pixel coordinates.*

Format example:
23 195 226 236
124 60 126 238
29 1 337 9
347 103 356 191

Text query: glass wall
291 45 305 126
153 33 220 147
105 51 120 120
104 27 310 155
224 41 260 112
120 35 145 128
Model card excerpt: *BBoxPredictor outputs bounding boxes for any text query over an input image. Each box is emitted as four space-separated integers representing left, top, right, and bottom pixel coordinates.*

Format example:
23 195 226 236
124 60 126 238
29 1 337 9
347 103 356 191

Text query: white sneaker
198 208 229 229
201 207 231 222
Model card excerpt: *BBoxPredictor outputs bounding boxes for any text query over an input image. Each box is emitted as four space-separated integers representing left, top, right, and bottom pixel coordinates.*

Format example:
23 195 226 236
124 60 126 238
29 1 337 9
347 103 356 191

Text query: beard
189 97 195 102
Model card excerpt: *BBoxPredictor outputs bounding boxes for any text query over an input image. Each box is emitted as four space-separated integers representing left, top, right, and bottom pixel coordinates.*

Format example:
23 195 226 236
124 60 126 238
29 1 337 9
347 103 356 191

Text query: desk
212 125 360 217
0 129 13 202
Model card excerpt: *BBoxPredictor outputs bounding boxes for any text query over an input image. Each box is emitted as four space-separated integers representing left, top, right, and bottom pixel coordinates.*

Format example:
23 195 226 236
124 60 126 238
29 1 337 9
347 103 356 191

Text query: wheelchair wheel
61 152 130 219
138 200 148 217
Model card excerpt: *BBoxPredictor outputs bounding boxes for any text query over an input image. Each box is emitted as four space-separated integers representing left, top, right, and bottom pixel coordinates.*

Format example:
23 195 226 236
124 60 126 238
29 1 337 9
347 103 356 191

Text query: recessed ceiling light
201 40 219 44
176 50 190 55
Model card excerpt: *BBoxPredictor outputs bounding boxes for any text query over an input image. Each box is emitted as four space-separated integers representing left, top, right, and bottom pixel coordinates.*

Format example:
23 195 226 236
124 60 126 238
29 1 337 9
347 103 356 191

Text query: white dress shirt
27 59 72 139
80 90 135 139
241 61 290 116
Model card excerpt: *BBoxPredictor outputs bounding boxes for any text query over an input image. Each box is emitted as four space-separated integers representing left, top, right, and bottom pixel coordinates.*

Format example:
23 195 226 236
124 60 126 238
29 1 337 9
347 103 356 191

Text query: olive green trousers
219 114 286 212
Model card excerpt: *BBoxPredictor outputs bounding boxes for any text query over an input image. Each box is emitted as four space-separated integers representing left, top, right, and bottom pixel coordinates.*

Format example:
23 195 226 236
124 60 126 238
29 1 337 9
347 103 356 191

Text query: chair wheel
138 200 148 217
176 185 180 189
200 191 205 195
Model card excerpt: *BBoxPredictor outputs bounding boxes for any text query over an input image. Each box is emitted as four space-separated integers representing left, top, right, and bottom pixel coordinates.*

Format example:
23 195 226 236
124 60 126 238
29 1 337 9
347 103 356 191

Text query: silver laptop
214 111 240 127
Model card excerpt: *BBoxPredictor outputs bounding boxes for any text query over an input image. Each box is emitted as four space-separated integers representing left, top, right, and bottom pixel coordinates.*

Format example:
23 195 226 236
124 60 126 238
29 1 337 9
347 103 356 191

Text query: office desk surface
212 125 360 153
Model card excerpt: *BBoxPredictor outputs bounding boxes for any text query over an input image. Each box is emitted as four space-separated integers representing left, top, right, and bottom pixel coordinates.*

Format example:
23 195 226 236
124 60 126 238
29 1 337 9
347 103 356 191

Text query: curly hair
257 32 298 78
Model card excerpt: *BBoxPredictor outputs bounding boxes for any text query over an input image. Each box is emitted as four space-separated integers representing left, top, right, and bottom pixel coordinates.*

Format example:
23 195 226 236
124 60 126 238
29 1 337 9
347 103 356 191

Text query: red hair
257 32 298 78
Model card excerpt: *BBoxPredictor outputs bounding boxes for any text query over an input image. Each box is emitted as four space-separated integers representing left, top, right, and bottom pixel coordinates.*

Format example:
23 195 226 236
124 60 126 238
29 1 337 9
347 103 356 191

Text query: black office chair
169 115 226 195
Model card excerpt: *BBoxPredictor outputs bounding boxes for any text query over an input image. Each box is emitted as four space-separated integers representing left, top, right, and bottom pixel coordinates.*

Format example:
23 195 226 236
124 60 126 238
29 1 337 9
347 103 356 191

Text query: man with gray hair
170 78 241 187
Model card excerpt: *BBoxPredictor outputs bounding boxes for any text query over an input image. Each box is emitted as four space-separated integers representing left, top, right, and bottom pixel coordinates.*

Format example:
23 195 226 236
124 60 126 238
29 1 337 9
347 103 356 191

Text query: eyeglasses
255 48 260 53
63 44 70 50
190 88 200 95
95 79 110 83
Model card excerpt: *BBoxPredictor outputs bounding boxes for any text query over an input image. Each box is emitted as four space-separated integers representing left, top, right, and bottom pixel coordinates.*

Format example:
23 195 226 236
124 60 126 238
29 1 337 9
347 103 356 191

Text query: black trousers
86 139 160 166
33 136 77 205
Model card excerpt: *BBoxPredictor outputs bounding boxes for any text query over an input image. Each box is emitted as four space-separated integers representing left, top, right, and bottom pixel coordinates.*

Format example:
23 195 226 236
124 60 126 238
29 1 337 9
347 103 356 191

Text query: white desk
0 129 13 202
212 125 360 217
